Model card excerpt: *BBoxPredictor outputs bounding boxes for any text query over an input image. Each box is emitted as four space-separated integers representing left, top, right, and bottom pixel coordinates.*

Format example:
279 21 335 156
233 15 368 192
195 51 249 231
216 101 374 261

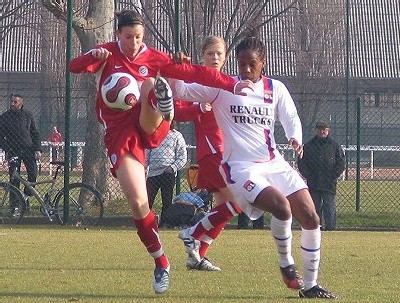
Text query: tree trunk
79 74 109 195
42 0 115 196
73 1 115 196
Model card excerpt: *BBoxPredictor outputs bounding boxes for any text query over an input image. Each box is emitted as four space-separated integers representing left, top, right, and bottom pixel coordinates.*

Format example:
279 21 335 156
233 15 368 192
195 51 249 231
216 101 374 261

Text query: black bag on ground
190 208 207 226
162 203 196 228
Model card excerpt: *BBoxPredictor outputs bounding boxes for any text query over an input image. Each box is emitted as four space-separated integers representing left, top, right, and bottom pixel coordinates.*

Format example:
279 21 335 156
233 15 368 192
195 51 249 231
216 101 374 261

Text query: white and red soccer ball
101 72 140 110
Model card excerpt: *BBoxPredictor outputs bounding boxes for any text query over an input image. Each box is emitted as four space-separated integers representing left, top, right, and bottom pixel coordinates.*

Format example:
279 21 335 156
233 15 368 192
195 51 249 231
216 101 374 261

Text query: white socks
301 227 321 290
271 215 294 267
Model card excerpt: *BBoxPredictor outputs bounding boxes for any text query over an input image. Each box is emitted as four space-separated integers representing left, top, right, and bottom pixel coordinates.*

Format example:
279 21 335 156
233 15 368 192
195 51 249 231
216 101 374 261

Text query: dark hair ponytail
235 27 266 61
115 10 144 30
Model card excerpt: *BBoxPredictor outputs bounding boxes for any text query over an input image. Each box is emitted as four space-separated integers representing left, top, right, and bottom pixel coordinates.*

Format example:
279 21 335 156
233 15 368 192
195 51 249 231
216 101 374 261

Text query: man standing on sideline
0 94 42 213
47 126 63 161
146 123 187 227
298 121 345 231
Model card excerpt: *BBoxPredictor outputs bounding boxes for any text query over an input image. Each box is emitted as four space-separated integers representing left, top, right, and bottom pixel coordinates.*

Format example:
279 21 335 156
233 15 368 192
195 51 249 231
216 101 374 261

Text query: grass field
1 226 399 302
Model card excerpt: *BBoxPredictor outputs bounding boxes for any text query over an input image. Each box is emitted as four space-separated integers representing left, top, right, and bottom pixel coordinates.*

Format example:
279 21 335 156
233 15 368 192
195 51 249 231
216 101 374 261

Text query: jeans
147 172 176 225
310 190 337 230
8 150 38 197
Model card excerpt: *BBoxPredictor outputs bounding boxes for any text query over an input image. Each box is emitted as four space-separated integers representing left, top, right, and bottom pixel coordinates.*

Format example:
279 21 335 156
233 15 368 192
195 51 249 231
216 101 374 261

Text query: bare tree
37 10 67 136
0 1 36 41
0 2 65 134
134 0 297 64
290 0 346 138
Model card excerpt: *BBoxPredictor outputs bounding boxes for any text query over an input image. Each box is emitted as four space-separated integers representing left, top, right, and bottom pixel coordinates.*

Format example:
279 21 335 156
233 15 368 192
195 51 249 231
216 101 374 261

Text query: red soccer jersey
174 100 226 191
174 100 223 162
69 42 237 174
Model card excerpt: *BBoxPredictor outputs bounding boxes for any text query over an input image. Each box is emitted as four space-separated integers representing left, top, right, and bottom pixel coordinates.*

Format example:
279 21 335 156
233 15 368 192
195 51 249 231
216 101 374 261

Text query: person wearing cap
297 121 345 231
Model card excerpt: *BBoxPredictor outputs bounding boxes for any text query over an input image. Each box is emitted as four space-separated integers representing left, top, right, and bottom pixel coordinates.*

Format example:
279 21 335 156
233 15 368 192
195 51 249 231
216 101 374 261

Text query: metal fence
1 0 399 229
1 120 399 229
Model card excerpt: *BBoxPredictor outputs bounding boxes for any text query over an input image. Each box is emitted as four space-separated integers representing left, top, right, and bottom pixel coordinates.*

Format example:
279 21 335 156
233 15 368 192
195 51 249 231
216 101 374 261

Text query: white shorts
219 155 307 220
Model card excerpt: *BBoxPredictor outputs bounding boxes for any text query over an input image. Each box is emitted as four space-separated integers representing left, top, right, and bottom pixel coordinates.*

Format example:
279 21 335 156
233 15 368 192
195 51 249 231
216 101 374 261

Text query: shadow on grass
0 291 298 301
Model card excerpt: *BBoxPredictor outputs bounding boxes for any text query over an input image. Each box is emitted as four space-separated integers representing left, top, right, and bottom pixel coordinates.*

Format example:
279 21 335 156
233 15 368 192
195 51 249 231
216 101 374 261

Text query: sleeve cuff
199 103 206 113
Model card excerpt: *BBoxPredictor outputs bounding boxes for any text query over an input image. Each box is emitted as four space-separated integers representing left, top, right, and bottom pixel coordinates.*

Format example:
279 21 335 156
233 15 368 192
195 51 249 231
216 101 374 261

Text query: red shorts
103 106 170 177
197 153 226 192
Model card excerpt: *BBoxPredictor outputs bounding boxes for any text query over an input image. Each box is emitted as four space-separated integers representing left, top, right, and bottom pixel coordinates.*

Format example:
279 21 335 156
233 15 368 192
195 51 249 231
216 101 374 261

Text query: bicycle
0 157 104 226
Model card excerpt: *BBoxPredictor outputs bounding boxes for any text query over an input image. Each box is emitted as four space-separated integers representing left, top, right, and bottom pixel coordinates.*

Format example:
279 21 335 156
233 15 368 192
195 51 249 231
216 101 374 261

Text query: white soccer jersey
172 76 302 164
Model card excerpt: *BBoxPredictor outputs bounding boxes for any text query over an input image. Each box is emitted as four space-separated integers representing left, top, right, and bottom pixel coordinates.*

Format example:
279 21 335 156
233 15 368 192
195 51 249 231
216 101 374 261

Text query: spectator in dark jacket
297 121 345 230
0 94 42 202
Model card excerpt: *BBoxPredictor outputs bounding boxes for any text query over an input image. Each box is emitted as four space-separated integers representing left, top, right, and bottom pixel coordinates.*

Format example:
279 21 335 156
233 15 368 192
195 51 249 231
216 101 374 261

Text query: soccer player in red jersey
69 10 252 294
174 36 242 271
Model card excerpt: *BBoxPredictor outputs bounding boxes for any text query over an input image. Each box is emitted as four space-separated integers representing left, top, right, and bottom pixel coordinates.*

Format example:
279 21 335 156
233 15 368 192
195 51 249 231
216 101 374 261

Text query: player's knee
274 204 292 221
298 209 320 229
255 188 292 220
141 77 155 91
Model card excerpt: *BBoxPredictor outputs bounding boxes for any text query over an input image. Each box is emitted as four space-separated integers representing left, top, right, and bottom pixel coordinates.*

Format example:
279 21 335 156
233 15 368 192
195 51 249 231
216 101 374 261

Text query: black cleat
280 264 305 290
299 285 337 299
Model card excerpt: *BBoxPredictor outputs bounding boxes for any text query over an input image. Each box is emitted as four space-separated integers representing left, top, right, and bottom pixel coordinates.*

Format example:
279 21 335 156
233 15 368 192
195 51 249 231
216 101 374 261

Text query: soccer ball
101 72 140 110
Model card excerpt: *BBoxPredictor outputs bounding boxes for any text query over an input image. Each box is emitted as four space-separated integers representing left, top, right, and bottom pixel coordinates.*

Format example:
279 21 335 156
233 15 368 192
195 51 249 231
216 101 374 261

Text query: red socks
133 211 169 268
192 201 241 258
147 89 158 110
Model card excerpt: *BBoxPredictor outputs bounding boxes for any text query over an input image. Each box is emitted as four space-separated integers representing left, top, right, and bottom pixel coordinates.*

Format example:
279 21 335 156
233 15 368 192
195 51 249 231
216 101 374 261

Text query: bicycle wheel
0 182 27 224
54 182 104 226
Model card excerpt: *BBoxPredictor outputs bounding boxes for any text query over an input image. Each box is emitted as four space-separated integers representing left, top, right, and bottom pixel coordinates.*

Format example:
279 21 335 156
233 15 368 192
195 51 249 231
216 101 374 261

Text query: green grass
1 226 399 302
337 180 400 228
338 180 400 208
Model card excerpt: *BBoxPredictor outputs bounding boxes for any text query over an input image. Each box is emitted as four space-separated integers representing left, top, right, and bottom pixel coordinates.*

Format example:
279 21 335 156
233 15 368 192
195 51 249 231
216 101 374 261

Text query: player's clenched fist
289 138 304 159
91 47 112 60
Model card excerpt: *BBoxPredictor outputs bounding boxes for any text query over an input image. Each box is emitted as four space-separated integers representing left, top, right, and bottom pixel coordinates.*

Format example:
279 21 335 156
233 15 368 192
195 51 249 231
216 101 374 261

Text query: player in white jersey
172 35 336 299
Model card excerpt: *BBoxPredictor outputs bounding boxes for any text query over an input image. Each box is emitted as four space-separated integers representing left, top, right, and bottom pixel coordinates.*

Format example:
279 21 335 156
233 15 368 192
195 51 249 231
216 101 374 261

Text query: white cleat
153 266 170 294
186 257 221 271
178 228 201 262
154 76 174 121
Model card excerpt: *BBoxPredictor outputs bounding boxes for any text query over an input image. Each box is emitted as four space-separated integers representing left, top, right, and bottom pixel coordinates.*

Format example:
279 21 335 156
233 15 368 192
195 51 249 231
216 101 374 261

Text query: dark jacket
297 135 345 194
0 107 41 155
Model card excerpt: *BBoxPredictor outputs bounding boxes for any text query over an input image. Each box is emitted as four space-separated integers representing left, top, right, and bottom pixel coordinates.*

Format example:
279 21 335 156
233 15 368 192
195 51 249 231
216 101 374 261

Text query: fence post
63 0 74 224
370 150 374 179
356 97 361 211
